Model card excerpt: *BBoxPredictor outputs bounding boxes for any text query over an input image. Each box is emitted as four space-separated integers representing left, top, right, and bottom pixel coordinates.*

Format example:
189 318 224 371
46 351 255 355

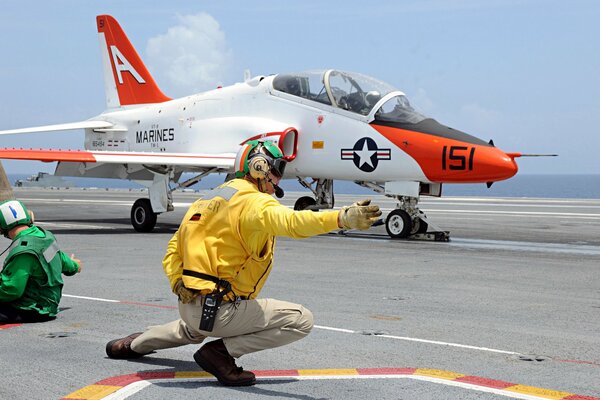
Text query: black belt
182 269 239 301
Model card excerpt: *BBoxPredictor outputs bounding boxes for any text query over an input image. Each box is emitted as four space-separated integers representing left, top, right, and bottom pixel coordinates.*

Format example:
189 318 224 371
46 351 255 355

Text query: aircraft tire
385 209 412 239
412 217 429 234
131 198 157 232
294 196 317 211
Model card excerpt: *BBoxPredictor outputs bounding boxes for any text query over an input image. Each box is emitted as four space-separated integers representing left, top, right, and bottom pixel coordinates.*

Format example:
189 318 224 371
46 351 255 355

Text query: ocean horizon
7 173 600 199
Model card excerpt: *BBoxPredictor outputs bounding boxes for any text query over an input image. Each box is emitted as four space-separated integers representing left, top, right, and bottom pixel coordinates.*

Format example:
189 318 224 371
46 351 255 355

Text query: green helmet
0 200 32 235
234 140 286 179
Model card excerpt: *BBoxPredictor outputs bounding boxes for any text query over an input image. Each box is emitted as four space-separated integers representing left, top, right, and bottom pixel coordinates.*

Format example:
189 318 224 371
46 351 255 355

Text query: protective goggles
270 157 287 178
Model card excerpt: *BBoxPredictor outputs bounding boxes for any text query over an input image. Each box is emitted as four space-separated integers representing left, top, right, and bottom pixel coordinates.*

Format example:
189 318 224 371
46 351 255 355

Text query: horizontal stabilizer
0 121 114 135
0 148 236 169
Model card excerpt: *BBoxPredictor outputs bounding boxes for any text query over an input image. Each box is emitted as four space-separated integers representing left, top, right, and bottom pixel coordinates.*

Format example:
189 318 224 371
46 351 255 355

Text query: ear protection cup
248 155 270 179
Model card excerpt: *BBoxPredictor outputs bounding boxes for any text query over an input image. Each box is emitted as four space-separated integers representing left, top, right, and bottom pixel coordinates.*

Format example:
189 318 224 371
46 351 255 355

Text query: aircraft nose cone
492 149 519 181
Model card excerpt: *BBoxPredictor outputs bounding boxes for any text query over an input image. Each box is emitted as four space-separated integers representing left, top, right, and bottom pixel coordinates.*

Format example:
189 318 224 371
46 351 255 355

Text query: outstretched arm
60 251 81 276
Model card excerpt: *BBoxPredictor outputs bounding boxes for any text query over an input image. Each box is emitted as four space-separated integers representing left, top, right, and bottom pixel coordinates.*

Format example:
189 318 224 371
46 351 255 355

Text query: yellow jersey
163 178 339 299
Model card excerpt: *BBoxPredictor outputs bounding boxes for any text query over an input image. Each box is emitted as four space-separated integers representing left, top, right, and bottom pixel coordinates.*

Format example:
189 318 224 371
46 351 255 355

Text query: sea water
7 174 600 199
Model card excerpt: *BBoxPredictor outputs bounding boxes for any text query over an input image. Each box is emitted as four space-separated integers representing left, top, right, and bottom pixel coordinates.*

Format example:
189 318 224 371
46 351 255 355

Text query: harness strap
182 269 232 298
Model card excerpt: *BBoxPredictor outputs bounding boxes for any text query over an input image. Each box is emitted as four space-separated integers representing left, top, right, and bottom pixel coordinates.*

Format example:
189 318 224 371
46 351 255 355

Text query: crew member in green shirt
0 200 82 323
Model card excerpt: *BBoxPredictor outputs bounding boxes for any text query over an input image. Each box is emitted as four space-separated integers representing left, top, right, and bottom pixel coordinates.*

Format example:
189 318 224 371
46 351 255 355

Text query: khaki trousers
130 297 313 358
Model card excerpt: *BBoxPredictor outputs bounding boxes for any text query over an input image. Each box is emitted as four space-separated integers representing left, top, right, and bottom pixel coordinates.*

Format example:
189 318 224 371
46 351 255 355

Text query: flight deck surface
1 188 599 400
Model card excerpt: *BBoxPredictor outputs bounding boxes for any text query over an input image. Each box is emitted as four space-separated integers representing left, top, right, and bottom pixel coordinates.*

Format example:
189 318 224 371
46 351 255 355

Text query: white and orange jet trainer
0 15 526 238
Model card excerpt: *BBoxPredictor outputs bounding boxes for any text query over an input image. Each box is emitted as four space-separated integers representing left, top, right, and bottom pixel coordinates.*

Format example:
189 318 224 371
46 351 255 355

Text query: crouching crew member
106 140 381 386
0 200 82 323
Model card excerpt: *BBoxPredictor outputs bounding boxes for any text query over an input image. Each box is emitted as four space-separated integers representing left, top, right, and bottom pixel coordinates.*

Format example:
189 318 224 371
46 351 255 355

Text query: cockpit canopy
272 69 426 124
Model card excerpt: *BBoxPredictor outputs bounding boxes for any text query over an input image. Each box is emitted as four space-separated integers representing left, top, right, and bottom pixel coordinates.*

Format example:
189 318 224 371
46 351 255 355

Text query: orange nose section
371 123 519 184
431 145 519 183
476 147 519 182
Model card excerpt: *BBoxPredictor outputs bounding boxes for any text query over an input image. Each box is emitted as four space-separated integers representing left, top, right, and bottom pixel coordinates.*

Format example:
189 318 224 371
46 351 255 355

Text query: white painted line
314 325 519 355
383 208 600 218
407 375 546 400
419 201 600 209
104 380 152 400
63 294 522 356
376 334 519 355
101 374 551 400
20 198 133 205
449 238 600 256
313 325 355 334
36 221 116 230
63 294 120 303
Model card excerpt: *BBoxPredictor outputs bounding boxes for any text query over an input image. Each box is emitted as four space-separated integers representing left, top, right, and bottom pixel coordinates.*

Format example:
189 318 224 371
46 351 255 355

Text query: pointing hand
338 199 382 230
71 254 82 273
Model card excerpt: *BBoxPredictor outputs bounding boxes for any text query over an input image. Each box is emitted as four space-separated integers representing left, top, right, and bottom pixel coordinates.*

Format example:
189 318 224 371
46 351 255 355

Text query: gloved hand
338 199 382 230
172 278 199 304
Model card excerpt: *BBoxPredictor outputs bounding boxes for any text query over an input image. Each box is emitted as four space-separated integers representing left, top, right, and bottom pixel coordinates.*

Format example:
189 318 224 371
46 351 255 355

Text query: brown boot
106 332 144 359
193 339 256 386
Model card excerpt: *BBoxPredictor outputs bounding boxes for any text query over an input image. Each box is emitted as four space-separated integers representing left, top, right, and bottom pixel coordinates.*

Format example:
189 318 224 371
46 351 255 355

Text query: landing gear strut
356 181 447 241
294 178 334 211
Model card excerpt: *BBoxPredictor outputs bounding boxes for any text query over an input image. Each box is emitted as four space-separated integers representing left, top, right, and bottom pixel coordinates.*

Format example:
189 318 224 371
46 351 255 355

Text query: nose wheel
385 209 412 238
385 209 430 239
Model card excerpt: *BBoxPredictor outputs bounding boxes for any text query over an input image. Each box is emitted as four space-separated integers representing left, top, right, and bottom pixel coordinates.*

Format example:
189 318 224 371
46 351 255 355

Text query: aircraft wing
0 148 236 169
0 120 117 135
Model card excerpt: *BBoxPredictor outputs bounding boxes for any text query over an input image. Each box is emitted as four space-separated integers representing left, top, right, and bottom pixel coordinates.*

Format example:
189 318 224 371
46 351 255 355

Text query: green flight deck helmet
0 200 33 237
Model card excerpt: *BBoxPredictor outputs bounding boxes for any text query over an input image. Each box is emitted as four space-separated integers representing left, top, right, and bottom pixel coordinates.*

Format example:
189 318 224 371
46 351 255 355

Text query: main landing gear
294 178 334 211
131 198 158 232
294 178 448 241
129 168 218 232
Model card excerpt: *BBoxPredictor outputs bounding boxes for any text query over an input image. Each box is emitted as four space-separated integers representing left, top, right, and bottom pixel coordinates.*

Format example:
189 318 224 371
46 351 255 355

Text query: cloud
146 13 233 97
411 88 436 114
459 103 501 128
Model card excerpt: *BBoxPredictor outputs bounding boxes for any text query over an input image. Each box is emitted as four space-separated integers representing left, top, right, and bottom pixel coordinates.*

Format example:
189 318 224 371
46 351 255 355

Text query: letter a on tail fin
97 15 171 108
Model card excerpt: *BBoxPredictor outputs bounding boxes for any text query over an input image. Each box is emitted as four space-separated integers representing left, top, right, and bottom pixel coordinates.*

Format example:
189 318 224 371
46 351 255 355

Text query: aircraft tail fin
96 15 171 108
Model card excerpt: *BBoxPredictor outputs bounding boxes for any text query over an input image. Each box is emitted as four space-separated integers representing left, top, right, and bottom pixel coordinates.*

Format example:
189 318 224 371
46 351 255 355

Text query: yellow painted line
505 384 573 399
414 368 465 380
62 368 599 400
298 368 359 376
62 384 122 400
174 371 213 378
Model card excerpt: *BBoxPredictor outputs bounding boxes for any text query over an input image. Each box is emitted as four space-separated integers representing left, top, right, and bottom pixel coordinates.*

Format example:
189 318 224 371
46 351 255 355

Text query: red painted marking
64 368 600 400
555 359 600 367
0 148 235 162
119 301 177 310
241 132 285 143
96 373 144 386
0 323 22 329
254 369 300 377
0 149 97 162
137 371 176 380
357 367 416 375
455 375 515 389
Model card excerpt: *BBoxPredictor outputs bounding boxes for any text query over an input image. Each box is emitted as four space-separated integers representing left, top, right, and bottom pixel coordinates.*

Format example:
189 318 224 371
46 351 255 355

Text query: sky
0 0 599 175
